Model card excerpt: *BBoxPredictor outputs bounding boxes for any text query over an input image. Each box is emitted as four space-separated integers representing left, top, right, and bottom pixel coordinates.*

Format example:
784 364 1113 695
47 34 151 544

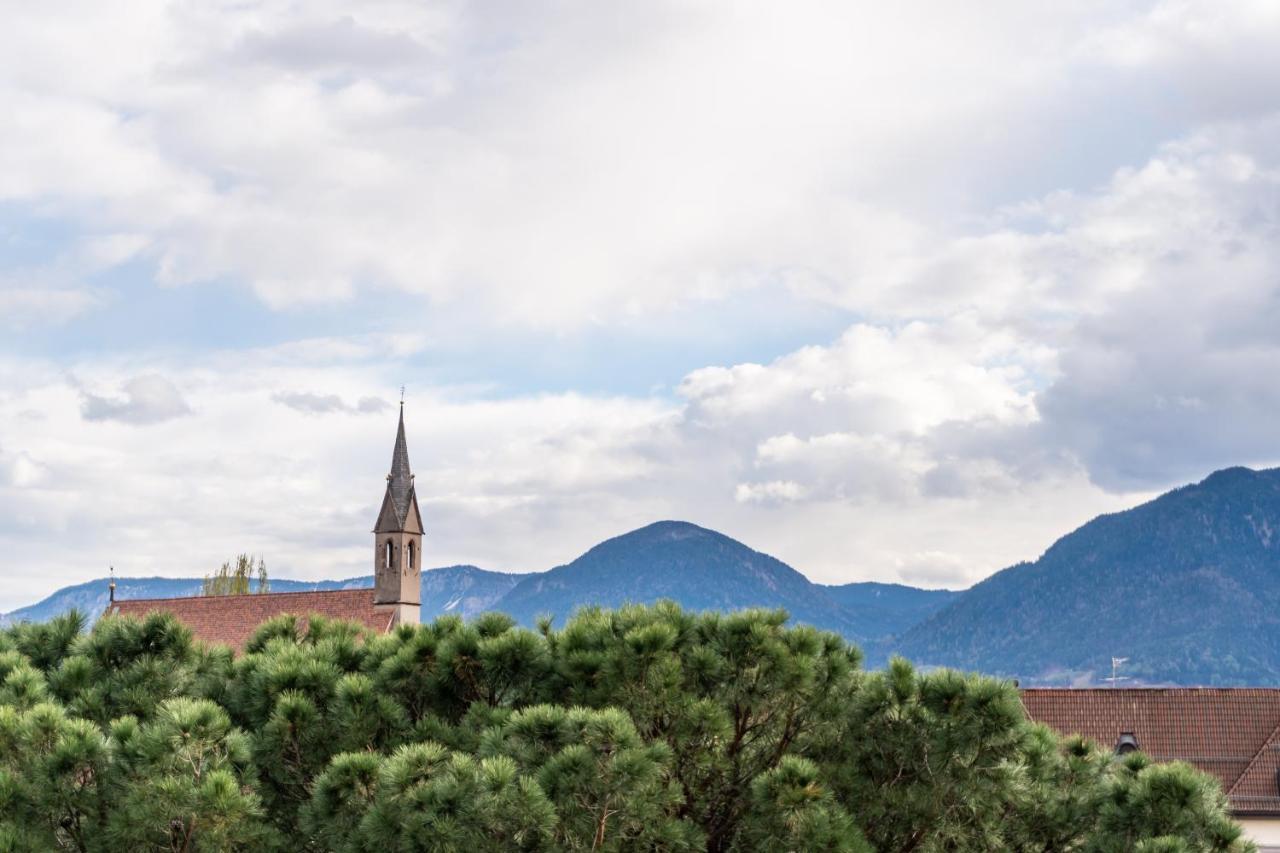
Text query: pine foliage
0 603 1256 852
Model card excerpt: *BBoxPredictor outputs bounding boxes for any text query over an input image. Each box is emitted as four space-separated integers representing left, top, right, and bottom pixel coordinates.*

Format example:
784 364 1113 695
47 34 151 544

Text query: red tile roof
106 588 394 652
1022 688 1280 816
1226 718 1280 816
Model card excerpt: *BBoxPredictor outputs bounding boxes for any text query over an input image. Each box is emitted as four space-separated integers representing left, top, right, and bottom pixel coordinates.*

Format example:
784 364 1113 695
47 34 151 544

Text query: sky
3 0 1280 610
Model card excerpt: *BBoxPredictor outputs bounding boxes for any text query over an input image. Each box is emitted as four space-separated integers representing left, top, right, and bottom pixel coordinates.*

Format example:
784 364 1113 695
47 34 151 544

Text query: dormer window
1115 732 1139 755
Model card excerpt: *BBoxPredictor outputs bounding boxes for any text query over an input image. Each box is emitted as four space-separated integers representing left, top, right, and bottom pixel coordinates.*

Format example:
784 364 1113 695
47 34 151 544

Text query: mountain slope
491 520 864 636
819 581 959 642
420 565 526 619
894 467 1280 685
3 523 958 646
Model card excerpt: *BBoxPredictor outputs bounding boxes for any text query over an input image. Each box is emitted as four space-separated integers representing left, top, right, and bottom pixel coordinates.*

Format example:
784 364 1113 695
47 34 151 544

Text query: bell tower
373 399 422 625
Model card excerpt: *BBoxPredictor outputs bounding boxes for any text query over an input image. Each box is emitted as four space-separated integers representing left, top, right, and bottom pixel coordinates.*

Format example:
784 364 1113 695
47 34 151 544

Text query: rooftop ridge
111 587 374 606
109 588 393 651
1020 687 1280 693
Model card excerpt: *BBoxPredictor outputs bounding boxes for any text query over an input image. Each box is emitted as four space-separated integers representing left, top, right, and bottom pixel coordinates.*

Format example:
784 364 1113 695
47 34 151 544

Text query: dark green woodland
0 604 1252 852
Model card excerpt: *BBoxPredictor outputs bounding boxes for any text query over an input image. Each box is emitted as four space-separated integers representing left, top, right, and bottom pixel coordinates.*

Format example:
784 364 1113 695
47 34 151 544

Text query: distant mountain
894 467 1280 685
4 566 525 625
15 470 1280 684
423 565 526 618
2 525 947 645
492 520 867 636
819 582 959 643
0 520 1016 655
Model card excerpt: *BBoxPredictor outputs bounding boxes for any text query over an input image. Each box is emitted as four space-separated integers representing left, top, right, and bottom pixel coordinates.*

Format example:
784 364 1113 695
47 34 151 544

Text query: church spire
376 398 421 533
373 398 422 624
386 400 414 526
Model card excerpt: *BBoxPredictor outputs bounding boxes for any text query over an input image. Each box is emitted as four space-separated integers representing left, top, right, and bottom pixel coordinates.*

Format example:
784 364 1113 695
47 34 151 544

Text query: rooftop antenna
1105 656 1130 688
108 565 116 605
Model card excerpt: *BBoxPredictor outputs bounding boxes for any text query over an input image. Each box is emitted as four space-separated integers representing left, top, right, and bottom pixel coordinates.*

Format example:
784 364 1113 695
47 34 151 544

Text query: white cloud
3 1 1278 328
0 286 102 330
8 103 1280 602
3 1 1280 609
0 447 46 489
682 317 1039 434
80 375 192 425
998 122 1280 489
892 551 974 590
735 480 806 505
272 391 390 415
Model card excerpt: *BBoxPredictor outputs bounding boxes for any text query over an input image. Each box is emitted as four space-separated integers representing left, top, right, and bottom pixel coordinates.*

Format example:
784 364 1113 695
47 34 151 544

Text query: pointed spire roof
378 401 418 528
390 402 413 506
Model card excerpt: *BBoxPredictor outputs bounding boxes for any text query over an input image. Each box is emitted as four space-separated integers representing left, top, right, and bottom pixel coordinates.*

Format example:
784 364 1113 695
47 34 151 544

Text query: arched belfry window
407 541 415 570
384 540 394 570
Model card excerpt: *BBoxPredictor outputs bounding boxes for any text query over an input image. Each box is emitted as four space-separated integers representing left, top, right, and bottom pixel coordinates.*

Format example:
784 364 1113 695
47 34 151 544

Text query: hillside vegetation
895 467 1280 684
0 604 1250 852
496 521 866 636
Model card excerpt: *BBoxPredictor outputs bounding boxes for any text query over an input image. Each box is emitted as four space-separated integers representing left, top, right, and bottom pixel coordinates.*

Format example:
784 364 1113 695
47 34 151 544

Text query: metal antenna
1105 656 1129 688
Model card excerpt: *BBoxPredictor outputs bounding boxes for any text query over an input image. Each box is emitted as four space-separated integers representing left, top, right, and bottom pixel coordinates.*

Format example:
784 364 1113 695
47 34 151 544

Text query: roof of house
106 588 394 652
1022 688 1280 816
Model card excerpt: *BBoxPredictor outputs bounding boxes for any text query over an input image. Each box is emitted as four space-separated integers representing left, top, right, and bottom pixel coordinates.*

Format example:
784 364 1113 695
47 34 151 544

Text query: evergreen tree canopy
0 603 1255 852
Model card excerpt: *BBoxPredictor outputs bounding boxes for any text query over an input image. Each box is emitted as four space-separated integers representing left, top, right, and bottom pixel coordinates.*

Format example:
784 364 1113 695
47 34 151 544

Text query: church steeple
381 402 421 531
373 399 422 624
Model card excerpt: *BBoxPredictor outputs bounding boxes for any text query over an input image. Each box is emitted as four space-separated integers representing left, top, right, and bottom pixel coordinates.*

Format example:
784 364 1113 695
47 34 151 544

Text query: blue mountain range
15 468 1280 685
1 521 955 644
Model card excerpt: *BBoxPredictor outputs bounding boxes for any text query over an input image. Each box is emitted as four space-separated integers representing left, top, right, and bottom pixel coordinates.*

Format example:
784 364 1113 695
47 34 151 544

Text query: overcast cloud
2 0 1279 609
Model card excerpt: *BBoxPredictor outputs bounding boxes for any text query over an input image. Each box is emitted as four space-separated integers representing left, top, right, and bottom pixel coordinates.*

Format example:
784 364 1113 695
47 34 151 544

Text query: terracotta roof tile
1227 718 1280 814
107 588 394 652
1022 688 1280 816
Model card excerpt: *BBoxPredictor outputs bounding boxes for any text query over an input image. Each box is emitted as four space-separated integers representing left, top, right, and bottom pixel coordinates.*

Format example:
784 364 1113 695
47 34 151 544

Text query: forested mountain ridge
819 581 959 643
494 520 863 635
894 466 1280 685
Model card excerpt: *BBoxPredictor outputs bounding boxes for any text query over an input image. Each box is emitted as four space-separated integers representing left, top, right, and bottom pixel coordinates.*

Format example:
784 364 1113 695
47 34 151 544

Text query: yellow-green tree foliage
202 554 269 596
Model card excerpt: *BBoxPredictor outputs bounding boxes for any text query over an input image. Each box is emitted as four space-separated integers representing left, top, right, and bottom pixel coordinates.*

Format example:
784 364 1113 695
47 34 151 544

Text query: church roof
106 588 394 652
378 403 421 532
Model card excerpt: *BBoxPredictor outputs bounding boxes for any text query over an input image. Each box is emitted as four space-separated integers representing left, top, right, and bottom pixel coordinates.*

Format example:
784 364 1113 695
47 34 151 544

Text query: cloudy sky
3 0 1280 610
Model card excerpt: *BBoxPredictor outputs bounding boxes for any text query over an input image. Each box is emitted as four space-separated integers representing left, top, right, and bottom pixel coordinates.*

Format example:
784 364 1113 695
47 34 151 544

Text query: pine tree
0 602 1258 852
482 704 703 850
737 756 870 853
